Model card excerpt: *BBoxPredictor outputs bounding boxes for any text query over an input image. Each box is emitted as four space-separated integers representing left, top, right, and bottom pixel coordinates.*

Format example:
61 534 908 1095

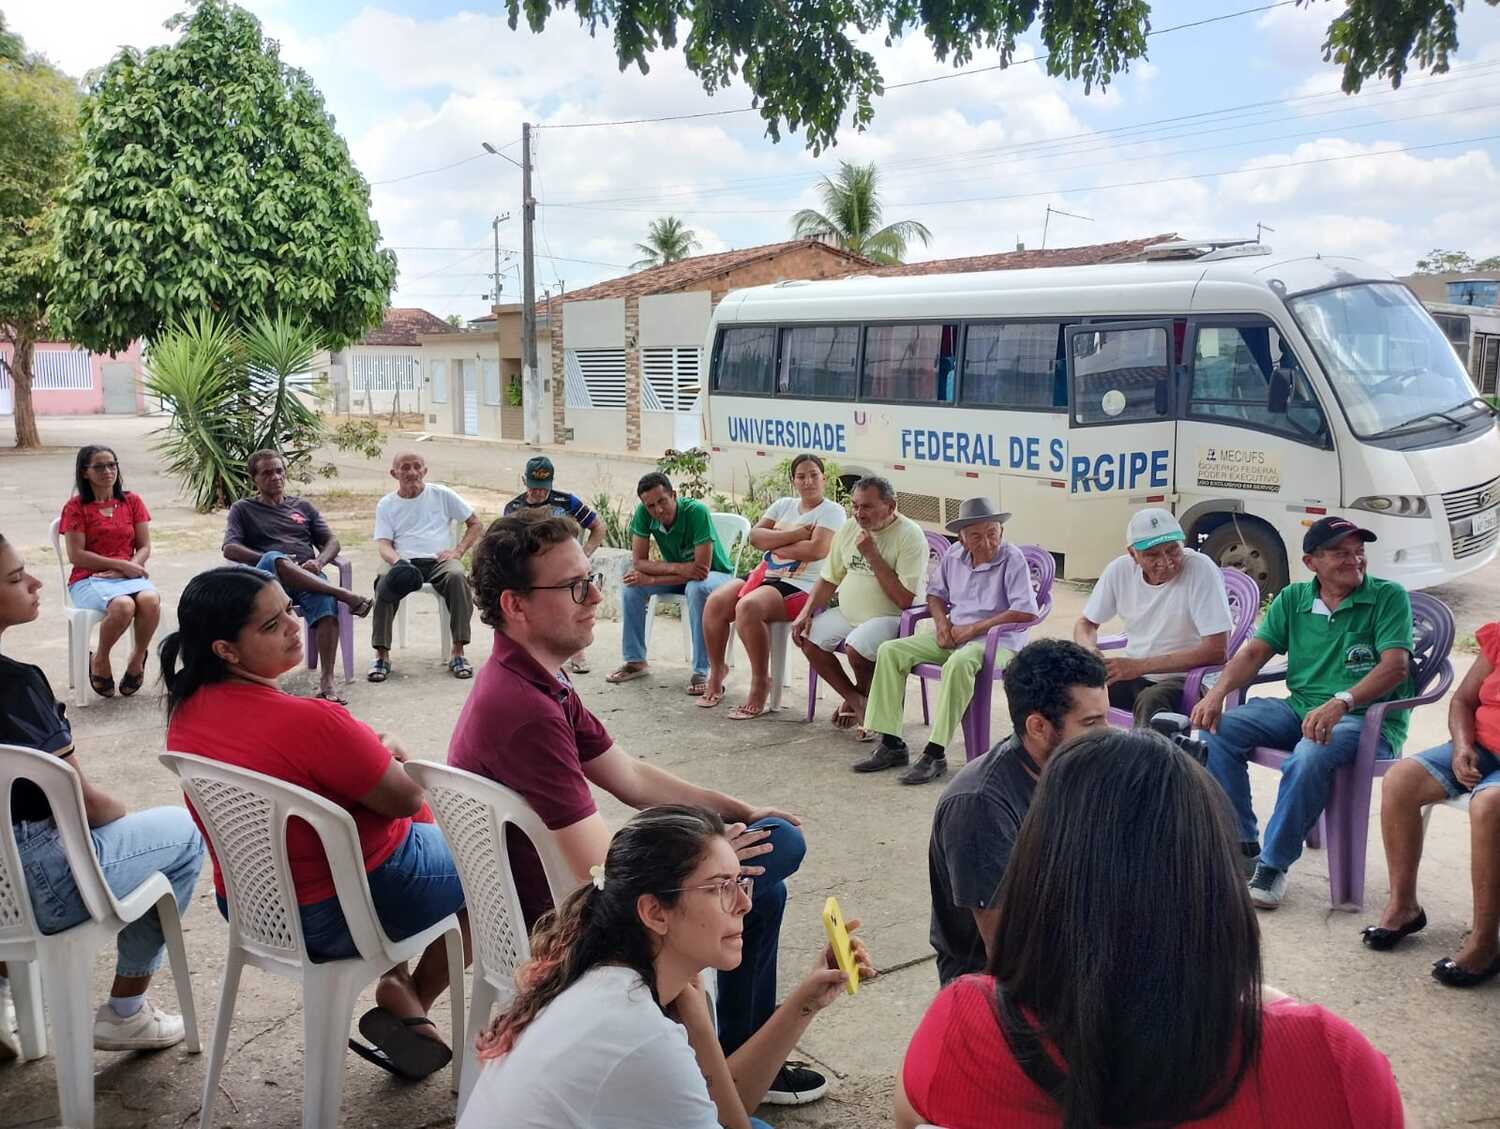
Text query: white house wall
639 292 710 347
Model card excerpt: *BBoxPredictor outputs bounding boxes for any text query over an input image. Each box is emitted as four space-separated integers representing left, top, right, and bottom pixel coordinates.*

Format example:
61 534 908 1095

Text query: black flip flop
88 653 115 698
1431 954 1500 988
1360 907 1427 951
352 1007 451 1080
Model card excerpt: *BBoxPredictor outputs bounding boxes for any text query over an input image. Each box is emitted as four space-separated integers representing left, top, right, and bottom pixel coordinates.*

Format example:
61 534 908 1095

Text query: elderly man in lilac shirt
854 498 1039 785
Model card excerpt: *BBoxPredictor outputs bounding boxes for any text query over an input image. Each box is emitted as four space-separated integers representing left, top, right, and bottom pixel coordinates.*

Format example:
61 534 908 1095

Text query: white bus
702 243 1500 595
1425 300 1500 399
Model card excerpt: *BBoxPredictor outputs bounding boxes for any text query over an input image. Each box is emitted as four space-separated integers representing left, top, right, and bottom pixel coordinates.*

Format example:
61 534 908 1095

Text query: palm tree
791 161 932 265
632 216 702 270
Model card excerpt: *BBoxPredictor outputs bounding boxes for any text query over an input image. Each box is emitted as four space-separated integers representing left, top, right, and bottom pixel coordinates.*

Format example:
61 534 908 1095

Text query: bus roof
713 251 1394 324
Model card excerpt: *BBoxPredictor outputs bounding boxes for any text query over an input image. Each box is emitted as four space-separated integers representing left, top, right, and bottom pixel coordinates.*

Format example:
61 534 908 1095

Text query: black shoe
763 1060 829 1105
852 744 909 773
1360 908 1427 951
899 754 948 785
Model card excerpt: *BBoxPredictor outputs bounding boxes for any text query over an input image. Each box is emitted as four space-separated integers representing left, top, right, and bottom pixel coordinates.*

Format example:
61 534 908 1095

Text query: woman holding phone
59 444 159 697
460 805 874 1128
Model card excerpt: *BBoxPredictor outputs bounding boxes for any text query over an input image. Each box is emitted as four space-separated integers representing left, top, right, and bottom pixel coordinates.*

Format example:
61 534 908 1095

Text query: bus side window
861 323 958 403
714 327 776 396
1070 326 1171 424
1188 323 1328 444
960 322 1066 410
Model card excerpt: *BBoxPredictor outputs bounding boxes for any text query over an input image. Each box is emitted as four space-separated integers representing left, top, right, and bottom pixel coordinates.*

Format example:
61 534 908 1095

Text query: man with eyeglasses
1074 508 1232 725
1192 516 1415 909
448 513 828 1108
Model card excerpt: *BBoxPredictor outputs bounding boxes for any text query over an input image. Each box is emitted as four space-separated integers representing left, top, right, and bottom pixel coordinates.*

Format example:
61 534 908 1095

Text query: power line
541 132 1500 215
370 153 492 186
541 0 1298 130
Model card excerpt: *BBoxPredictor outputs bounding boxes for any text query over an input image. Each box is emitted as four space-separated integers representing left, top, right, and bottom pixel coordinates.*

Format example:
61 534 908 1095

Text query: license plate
1475 507 1499 537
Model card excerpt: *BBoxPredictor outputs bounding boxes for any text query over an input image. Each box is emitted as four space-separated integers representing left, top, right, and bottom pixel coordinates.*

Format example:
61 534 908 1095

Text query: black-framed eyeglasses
87 462 119 472
518 572 603 605
663 875 754 912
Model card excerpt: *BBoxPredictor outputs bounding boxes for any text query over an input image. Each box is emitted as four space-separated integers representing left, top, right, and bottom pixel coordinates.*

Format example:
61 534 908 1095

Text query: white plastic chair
393 516 463 661
0 744 200 1129
762 621 796 711
644 511 752 665
159 751 465 1129
402 761 577 1116
49 517 105 709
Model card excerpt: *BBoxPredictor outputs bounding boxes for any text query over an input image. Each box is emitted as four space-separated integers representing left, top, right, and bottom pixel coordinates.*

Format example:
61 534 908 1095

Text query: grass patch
1455 632 1481 655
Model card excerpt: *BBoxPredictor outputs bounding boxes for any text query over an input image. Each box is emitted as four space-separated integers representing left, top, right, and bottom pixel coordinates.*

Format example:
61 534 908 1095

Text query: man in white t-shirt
369 451 483 681
1073 508 1233 724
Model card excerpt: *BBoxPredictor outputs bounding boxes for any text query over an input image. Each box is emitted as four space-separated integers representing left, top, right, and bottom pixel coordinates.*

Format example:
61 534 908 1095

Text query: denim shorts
69 576 156 612
255 550 337 625
217 821 464 962
1413 740 1500 798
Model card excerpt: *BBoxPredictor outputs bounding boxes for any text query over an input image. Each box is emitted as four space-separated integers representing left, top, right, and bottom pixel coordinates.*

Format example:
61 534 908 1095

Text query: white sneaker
0 984 20 1060
93 999 185 1051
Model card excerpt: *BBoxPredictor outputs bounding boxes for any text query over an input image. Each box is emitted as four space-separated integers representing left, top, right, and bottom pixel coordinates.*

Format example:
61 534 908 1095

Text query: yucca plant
144 309 328 512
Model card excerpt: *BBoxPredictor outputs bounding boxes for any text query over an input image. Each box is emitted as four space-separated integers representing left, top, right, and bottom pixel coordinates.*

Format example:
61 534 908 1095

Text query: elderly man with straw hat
854 498 1040 785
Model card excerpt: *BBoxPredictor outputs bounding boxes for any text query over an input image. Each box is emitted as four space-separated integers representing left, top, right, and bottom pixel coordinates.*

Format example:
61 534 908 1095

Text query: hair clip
590 864 606 891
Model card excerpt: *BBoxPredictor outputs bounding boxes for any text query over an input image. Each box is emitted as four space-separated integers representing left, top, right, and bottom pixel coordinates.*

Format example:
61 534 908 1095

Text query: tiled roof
530 239 875 314
864 234 1179 278
360 307 459 345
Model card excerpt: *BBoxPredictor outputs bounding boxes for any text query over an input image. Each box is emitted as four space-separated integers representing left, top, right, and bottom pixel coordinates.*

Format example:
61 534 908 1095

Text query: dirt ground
0 415 1496 1128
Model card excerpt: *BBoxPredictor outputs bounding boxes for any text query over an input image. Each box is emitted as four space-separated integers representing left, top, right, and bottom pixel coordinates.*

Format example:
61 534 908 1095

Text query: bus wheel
1200 520 1288 599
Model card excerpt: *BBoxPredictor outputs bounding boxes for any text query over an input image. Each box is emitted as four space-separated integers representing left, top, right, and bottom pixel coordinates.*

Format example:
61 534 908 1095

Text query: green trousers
864 633 1015 749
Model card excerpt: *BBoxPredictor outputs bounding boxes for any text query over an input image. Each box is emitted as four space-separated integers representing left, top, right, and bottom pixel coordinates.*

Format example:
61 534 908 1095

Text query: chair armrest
333 556 352 588
982 622 1016 670
1182 664 1224 707
1097 634 1128 652
1354 661 1456 773
900 606 934 637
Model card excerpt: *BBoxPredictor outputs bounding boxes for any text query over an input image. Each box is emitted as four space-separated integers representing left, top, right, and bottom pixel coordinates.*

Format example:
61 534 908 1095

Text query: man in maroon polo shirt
447 512 826 1105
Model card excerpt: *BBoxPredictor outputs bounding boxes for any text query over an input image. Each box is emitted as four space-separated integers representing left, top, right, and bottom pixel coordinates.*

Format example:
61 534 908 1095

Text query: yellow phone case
822 896 859 995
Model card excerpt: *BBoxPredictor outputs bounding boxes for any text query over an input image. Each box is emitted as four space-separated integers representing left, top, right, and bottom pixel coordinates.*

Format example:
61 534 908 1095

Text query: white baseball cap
1127 508 1185 551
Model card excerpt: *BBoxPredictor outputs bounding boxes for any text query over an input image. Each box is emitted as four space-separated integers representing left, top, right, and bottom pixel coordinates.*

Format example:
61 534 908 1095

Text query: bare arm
356 760 426 819
1189 637 1276 732
312 535 340 570
768 525 834 563
551 811 614 882
790 578 837 642
1104 632 1229 683
894 1072 923 1129
631 537 711 581
375 538 403 567
582 519 605 556
582 746 751 821
1074 616 1101 651
131 521 151 568
970 905 1001 961
65 750 128 827
952 607 1039 644
1450 652 1490 754
452 513 482 557
222 541 264 566
748 516 806 551
861 535 917 609
64 530 146 577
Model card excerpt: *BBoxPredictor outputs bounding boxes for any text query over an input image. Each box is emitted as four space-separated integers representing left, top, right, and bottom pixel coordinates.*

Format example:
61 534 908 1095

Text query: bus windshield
1289 282 1482 439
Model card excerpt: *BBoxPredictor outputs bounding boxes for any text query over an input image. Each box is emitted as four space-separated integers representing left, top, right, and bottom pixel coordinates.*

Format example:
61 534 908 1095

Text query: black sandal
88 653 115 698
448 656 473 680
1360 907 1426 951
352 1008 451 1080
1431 954 1500 988
367 657 391 683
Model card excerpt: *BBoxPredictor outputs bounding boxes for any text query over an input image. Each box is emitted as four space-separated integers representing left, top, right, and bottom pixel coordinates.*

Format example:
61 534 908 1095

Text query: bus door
1065 321 1178 504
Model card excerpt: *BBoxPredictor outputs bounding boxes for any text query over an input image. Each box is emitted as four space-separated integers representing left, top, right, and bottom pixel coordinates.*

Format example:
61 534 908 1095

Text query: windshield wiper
1368 407 1469 439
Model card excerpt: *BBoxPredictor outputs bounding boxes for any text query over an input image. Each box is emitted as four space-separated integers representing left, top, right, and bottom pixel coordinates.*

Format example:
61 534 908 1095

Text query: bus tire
1200 519 1288 599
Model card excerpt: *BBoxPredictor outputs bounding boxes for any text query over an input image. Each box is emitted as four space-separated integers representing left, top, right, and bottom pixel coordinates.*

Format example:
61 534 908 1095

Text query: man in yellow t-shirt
791 476 930 734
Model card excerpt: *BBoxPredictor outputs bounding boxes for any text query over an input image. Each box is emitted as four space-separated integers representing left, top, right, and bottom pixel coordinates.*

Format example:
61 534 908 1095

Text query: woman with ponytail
160 565 470 1081
460 805 874 1129
896 728 1404 1129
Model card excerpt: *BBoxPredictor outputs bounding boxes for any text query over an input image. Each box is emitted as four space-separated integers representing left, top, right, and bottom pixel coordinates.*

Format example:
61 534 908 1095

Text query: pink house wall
0 340 145 415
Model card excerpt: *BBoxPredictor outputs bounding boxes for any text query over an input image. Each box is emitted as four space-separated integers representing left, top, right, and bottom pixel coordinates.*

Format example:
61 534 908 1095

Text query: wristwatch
1334 690 1355 709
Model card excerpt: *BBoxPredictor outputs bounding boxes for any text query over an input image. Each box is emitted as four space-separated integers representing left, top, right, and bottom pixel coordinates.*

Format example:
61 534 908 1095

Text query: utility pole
491 215 503 302
521 122 541 446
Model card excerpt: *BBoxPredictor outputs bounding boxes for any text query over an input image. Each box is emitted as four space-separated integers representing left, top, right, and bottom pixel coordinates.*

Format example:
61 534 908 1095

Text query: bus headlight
1350 495 1430 518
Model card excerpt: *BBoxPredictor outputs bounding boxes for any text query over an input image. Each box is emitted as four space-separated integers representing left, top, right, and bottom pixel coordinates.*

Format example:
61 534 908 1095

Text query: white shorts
805 607 901 660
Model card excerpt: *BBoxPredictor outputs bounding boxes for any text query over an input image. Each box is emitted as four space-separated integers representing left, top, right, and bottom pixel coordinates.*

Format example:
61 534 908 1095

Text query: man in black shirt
928 639 1110 984
222 449 372 702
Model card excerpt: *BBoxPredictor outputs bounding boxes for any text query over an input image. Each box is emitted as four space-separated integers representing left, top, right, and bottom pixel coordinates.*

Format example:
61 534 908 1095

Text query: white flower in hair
589 864 606 891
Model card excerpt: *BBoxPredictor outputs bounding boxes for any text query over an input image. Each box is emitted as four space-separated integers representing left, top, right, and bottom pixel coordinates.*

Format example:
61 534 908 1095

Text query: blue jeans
214 822 465 962
1206 696 1393 873
621 571 736 676
16 807 205 977
255 550 337 625
717 817 805 1056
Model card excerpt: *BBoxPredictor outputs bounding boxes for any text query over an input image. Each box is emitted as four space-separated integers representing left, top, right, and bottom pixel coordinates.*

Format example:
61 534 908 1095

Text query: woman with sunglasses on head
460 805 874 1129
59 444 160 697
159 564 470 1081
897 727 1403 1129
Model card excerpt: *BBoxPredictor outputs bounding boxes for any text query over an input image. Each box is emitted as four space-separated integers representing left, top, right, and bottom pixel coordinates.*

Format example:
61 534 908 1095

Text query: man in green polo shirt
607 471 735 693
1192 516 1414 909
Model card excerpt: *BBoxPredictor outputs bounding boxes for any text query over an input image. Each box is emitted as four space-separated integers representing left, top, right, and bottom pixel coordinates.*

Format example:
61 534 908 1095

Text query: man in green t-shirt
607 472 735 693
1192 516 1415 909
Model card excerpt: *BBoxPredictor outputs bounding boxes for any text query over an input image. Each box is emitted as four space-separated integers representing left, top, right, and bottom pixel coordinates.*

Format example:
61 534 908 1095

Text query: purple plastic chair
1236 590 1455 911
804 530 951 721
1099 566 1262 728
900 544 1057 761
301 557 355 684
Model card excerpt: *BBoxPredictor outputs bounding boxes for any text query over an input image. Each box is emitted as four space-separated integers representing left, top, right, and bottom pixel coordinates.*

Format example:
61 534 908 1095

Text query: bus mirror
1268 366 1293 414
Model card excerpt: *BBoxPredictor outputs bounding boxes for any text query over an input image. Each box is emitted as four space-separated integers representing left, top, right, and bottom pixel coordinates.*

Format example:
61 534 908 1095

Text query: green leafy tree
1414 249 1500 274
0 16 79 448
632 216 702 269
499 0 1495 153
791 162 930 264
49 0 397 355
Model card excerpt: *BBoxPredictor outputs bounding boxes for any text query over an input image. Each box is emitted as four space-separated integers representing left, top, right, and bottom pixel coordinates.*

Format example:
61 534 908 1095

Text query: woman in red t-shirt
1366 620 1500 987
160 564 471 1081
59 444 159 697
897 727 1404 1129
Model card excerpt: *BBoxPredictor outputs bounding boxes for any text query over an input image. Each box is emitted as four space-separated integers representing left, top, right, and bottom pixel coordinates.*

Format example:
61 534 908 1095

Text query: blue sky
8 0 1500 320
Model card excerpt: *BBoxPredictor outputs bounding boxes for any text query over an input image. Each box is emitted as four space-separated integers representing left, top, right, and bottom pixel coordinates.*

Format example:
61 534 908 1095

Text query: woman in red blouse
60 444 159 697
897 727 1404 1129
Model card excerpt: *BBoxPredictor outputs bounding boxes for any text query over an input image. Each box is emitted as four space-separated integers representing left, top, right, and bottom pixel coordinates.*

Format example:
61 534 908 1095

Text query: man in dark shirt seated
448 511 831 1107
928 639 1109 984
222 449 372 703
